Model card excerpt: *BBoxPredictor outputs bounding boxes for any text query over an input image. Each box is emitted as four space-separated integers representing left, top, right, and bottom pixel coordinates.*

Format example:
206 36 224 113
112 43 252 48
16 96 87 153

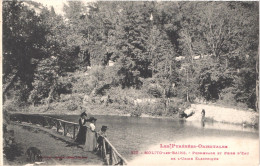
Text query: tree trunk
163 88 167 114
186 68 189 102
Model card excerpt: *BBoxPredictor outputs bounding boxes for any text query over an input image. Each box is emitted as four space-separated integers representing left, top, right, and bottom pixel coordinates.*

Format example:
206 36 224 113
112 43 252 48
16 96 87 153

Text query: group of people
75 111 108 153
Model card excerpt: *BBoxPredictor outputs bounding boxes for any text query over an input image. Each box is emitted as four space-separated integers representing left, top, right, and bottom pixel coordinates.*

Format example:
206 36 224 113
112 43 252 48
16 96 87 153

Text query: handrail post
73 124 76 139
45 117 50 128
42 117 45 127
63 122 66 136
103 139 109 165
112 150 118 165
103 137 128 165
56 121 59 132
110 149 114 165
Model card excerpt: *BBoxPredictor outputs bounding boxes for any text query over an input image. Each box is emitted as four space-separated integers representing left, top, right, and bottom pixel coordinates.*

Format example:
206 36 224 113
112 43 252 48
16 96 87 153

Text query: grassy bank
4 67 258 127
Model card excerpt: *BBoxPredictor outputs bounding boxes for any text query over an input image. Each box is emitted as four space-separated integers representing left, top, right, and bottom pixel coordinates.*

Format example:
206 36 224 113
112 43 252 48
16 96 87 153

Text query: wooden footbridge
9 113 128 165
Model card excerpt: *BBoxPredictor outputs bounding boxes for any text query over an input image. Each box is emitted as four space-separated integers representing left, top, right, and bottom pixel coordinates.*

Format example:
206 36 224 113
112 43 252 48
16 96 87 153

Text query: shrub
130 106 142 117
167 105 179 116
236 102 248 109
147 87 162 98
140 103 165 116
67 101 78 111
3 99 25 112
217 88 249 109
4 129 23 161
108 87 150 105
3 104 18 112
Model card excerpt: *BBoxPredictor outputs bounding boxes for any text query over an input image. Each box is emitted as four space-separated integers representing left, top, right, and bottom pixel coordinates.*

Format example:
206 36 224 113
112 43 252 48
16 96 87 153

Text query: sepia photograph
2 0 259 165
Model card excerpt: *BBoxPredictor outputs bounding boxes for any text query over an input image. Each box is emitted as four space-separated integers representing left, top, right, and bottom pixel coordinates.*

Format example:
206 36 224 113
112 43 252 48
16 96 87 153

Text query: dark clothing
201 110 206 122
97 131 107 146
97 131 110 156
75 118 87 144
97 137 109 151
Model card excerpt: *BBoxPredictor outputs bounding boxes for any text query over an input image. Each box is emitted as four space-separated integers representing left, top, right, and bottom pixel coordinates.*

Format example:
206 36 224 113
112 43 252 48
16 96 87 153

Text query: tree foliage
3 1 259 111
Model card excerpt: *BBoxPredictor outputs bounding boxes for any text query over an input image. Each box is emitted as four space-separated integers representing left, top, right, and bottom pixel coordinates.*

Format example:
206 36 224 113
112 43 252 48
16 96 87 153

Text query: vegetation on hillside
3 1 259 116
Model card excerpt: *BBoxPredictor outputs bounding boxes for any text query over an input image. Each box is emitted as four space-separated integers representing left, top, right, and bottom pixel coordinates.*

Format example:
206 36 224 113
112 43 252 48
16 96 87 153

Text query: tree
3 1 48 103
108 2 152 88
28 4 78 107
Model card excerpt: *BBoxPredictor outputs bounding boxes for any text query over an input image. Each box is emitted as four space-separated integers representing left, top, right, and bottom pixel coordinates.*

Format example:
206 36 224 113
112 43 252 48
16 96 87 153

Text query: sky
32 0 91 15
33 0 68 15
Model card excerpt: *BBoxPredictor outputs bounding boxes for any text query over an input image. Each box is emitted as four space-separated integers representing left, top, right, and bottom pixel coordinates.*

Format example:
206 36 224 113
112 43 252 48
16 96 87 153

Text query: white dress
84 123 97 151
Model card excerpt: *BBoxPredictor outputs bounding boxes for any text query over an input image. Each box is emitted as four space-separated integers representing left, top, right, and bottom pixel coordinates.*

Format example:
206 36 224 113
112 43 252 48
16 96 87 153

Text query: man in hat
99 126 108 137
75 111 88 144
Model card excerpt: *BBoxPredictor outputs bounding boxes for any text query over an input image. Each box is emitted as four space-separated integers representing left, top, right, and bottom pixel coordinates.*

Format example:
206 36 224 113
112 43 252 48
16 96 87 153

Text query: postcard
2 0 259 165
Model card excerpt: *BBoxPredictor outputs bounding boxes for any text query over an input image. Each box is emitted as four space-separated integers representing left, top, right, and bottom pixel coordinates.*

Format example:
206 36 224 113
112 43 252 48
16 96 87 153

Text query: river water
49 114 258 163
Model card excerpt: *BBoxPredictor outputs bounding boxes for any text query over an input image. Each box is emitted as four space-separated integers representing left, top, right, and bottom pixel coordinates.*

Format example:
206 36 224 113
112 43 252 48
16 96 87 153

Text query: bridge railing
97 133 129 165
10 113 128 165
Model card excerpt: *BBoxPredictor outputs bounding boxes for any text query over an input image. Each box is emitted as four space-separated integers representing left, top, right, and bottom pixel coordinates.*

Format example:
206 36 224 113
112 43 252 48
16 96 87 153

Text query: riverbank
8 102 258 127
185 104 258 127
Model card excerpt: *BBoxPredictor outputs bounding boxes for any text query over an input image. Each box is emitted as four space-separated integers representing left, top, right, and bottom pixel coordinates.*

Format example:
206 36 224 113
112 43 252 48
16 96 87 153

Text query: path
4 122 103 165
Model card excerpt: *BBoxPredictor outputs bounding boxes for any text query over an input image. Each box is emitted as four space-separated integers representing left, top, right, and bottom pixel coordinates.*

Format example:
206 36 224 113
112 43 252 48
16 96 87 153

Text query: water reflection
201 121 205 128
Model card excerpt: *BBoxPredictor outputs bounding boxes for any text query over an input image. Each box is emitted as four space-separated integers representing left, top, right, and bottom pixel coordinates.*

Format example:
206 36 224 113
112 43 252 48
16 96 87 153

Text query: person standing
201 109 206 122
75 112 88 144
201 109 206 127
84 117 97 151
97 126 109 155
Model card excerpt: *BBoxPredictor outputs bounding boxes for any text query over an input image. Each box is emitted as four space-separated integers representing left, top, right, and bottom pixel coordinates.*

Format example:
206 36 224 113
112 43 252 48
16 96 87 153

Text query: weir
9 113 128 165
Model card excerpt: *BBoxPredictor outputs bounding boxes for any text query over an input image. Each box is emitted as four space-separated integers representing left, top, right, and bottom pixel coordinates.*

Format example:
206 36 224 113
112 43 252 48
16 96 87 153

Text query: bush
130 106 142 117
67 101 78 111
147 87 162 98
108 87 150 105
141 103 165 116
219 89 237 106
56 80 72 95
167 105 179 116
4 143 23 161
59 94 71 102
4 129 23 161
3 99 26 112
3 104 18 112
235 102 249 109
217 88 249 109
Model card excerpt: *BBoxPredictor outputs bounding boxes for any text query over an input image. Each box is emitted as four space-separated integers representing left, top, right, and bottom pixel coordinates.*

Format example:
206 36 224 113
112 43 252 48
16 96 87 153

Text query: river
49 114 258 164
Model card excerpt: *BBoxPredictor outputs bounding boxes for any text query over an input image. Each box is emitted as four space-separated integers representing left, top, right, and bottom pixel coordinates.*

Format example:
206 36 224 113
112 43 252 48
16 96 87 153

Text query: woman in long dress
84 117 97 151
75 112 88 144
